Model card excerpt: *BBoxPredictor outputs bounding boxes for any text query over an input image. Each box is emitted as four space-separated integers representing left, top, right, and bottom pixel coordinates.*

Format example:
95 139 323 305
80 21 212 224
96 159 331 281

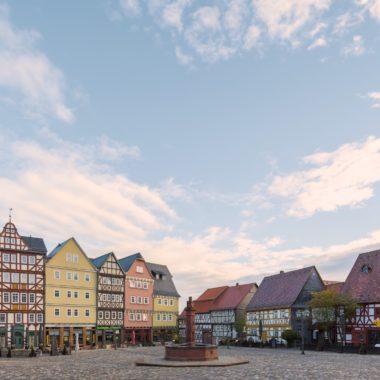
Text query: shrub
281 329 299 347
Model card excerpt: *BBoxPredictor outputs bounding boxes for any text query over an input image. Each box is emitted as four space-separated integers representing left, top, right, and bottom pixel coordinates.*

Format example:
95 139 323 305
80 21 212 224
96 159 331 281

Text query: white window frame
21 255 28 264
66 272 72 280
15 313 22 323
29 256 35 265
54 308 60 317
98 311 103 320
85 309 90 317
143 282 148 289
74 291 78 299
73 254 78 263
29 313 35 323
129 280 135 288
54 289 60 298
37 314 43 323
73 272 79 281
54 270 60 280
85 273 90 282
66 253 72 262
21 293 27 303
74 309 79 317
105 311 110 319
67 290 72 298
29 293 35 303
118 312 123 320
144 297 149 304
3 292 10 303
136 265 144 273
129 313 135 321
85 292 90 300
111 311 116 319
3 253 9 262
12 293 19 303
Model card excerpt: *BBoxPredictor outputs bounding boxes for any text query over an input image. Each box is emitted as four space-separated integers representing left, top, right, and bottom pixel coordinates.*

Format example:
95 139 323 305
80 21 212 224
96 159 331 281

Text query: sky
1 0 380 308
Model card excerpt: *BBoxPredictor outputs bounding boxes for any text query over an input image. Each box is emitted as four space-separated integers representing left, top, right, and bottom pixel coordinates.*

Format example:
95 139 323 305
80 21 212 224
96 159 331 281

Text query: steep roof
91 252 112 269
247 266 318 311
47 238 72 259
118 252 143 273
324 282 344 293
341 249 380 303
146 262 180 297
21 236 47 254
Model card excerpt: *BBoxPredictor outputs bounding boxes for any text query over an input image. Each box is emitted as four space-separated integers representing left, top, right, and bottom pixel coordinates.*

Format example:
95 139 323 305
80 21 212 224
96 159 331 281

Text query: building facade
0 220 46 349
340 249 380 346
45 238 97 349
246 266 324 344
92 252 124 347
119 253 154 345
180 283 257 345
146 262 180 343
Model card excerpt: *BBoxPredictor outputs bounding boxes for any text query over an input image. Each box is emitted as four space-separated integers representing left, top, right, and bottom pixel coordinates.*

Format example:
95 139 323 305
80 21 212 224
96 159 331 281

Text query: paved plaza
0 346 379 380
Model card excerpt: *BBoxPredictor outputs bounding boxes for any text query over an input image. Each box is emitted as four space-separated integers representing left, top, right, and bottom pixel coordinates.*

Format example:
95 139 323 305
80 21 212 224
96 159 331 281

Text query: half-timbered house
45 238 97 349
0 219 47 349
92 252 124 347
146 262 180 342
246 266 324 344
340 249 380 346
119 253 154 345
180 283 257 344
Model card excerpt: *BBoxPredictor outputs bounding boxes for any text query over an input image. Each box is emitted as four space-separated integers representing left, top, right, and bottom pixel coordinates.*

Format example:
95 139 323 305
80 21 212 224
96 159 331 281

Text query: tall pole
301 313 305 355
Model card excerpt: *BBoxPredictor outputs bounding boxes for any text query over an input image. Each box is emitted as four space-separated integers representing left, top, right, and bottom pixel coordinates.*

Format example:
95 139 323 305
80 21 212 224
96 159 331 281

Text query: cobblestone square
0 346 379 380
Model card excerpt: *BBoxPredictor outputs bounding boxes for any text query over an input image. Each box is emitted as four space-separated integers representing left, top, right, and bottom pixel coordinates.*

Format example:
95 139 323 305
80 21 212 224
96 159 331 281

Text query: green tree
281 329 299 347
234 314 246 341
309 288 357 349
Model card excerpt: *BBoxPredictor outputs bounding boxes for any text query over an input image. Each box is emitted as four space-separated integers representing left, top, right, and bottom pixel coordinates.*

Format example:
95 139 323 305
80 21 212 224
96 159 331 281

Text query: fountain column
185 297 196 346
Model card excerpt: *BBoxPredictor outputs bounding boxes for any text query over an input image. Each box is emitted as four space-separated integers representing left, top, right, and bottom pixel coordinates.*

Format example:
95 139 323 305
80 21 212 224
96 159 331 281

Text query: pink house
119 253 154 345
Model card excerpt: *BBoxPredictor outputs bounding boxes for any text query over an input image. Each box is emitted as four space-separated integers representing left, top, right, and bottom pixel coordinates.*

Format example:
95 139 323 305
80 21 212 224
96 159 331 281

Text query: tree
234 314 246 341
309 288 357 349
281 329 299 347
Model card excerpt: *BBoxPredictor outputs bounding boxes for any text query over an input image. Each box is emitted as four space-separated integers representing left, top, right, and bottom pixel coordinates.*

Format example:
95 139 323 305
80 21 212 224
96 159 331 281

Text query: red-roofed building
180 283 257 344
340 249 380 346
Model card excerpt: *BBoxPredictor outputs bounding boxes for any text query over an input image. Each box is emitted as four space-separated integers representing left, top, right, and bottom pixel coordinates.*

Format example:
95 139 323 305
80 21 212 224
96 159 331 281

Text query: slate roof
191 283 256 314
119 252 143 273
21 236 47 254
341 249 380 303
247 266 318 311
47 238 72 259
146 262 180 298
92 252 112 269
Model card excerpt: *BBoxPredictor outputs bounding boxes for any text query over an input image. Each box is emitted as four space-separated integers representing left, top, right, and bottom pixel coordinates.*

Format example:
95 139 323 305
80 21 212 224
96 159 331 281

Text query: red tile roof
247 266 321 310
341 249 380 303
197 286 228 302
324 282 344 293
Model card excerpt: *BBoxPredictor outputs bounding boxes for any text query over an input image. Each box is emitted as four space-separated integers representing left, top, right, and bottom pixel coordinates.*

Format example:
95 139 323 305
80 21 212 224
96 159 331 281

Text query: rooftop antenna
8 208 13 223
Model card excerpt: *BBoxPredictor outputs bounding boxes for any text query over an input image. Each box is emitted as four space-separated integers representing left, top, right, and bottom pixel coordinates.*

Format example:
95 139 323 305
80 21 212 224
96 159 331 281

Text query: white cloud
269 136 380 217
243 25 261 50
307 36 327 50
367 91 380 107
175 46 193 65
161 0 191 31
120 0 141 16
0 4 74 123
342 34 365 56
97 135 141 160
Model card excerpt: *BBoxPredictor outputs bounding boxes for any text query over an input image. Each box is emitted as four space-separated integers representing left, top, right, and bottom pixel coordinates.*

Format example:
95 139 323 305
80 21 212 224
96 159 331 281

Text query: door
14 332 23 349
368 329 380 346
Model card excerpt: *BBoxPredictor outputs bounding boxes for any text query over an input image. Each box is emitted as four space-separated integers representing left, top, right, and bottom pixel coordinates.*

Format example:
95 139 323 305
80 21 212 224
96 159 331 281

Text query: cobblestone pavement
0 346 379 380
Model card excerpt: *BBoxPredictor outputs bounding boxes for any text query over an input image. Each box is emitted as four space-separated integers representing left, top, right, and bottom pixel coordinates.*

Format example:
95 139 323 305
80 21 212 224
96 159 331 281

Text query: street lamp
296 309 310 355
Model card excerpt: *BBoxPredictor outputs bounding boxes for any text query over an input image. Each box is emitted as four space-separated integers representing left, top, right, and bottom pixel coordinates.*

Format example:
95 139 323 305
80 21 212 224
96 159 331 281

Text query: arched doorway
14 331 23 349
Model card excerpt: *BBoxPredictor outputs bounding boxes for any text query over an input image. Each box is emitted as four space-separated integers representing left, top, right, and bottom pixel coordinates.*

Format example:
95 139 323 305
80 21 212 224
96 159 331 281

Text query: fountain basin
165 343 218 361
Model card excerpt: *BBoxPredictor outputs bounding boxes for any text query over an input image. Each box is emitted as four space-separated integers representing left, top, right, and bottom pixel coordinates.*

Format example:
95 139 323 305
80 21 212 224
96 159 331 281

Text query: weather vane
9 208 13 222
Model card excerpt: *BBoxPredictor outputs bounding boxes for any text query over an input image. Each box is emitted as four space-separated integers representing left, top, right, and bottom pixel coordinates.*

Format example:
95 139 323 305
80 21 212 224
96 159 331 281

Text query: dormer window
361 264 371 273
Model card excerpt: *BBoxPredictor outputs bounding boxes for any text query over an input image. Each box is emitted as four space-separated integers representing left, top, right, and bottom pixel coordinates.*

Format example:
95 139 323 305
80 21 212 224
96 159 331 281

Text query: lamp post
296 309 310 355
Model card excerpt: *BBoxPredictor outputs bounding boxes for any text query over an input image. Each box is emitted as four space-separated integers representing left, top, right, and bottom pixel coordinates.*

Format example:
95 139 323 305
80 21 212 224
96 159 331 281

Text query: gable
0 222 28 251
99 252 124 276
125 258 153 280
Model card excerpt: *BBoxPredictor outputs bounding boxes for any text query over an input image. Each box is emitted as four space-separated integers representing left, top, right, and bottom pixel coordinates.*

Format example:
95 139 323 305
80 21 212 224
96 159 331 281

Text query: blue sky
1 0 380 304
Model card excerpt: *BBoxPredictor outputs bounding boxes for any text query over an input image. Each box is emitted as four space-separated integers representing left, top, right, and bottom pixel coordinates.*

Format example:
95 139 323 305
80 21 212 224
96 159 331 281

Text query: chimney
236 283 239 286
280 270 284 274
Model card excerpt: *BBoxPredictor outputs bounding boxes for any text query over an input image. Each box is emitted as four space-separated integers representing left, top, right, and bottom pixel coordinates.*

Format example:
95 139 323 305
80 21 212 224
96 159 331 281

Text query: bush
281 329 299 347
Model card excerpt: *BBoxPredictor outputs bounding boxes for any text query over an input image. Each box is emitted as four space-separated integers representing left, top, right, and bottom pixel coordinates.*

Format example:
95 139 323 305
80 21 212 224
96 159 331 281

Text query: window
73 255 78 263
137 281 142 289
21 293 27 303
66 253 72 262
73 272 78 281
37 314 43 323
168 314 172 321
142 314 147 321
111 294 115 302
143 282 148 289
130 295 136 304
85 292 90 300
144 297 149 304
11 254 16 263
21 255 28 264
137 296 142 304
11 273 19 283
361 264 372 273
163 314 167 321
74 291 78 299
29 256 35 265
136 265 144 273
111 311 116 319
67 309 72 317
29 293 35 303
85 309 90 317
74 309 78 317
54 271 60 280
118 312 123 320
129 313 135 321
0 314 5 323
3 293 10 303
54 290 60 298
85 274 90 282
29 274 35 284
105 311 110 319
20 273 27 283
29 314 35 323
12 293 19 303
129 280 135 288
66 272 72 280
3 253 9 262
157 314 161 321
169 299 174 306
15 313 22 323
136 313 142 321
164 299 168 306
67 290 72 298
54 308 60 317
107 294 111 301
98 311 103 319
158 298 162 305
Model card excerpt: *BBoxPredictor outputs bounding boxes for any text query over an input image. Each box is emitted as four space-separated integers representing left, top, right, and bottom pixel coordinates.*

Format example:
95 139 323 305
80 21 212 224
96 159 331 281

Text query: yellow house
45 238 97 349
146 262 180 342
